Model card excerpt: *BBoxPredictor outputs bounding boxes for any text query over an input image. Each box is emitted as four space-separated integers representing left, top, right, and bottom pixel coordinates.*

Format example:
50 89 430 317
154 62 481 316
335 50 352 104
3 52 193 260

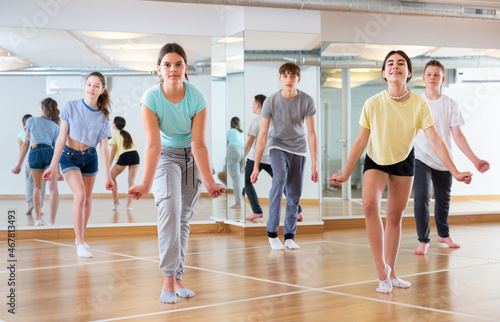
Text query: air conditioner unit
46 76 83 94
455 67 500 83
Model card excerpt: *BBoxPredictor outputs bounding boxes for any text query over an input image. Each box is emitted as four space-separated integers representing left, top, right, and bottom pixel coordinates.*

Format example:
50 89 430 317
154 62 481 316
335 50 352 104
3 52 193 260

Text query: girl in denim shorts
128 43 225 304
43 71 114 258
12 98 61 226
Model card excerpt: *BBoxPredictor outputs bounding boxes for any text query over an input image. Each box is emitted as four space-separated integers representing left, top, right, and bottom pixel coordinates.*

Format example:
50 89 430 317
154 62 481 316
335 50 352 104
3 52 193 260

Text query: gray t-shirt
247 115 270 164
261 90 316 155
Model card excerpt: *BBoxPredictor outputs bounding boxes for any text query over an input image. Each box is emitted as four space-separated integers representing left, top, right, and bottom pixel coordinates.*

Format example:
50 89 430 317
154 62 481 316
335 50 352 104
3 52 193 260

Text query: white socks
284 239 300 249
269 237 285 250
35 219 43 226
77 244 93 258
112 201 120 210
391 277 411 288
376 264 392 294
269 238 300 250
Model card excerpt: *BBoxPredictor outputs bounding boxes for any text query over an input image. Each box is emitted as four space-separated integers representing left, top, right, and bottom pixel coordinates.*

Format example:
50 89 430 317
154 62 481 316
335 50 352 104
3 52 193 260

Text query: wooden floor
2 222 500 321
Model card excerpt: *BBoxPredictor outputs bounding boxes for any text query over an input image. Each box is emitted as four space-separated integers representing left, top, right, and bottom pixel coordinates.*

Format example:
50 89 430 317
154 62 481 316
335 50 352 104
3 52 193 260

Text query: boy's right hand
453 171 473 184
250 169 259 184
327 173 349 186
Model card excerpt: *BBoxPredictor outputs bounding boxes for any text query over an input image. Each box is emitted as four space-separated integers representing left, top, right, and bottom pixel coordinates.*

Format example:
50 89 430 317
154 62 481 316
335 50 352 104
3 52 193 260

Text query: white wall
444 78 500 196
2 74 212 195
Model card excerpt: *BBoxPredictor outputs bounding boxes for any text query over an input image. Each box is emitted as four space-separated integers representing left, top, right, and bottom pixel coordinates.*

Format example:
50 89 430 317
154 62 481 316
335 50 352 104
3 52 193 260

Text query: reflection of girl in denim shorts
42 71 114 258
12 98 61 227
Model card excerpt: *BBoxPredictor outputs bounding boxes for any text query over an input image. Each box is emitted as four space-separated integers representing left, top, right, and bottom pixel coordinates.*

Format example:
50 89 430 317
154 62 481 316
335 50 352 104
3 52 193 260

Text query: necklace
386 88 410 100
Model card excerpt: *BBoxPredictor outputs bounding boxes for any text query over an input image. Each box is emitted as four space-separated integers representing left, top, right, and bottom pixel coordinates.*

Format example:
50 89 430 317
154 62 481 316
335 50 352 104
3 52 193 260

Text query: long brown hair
230 117 242 133
114 116 133 149
156 43 189 83
41 98 60 124
86 71 112 119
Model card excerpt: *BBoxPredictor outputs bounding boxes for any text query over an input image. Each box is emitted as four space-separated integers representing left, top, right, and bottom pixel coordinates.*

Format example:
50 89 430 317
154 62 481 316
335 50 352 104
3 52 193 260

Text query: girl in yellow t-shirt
109 116 140 211
328 50 473 294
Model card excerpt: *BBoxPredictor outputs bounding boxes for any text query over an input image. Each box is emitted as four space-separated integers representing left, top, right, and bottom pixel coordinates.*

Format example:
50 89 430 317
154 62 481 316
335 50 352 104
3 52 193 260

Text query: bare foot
437 236 460 248
297 212 303 222
246 213 263 221
414 242 430 255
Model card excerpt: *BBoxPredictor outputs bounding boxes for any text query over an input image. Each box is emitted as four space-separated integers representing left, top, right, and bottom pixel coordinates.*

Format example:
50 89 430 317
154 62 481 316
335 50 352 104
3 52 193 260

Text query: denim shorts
363 148 415 177
60 145 98 177
28 144 54 170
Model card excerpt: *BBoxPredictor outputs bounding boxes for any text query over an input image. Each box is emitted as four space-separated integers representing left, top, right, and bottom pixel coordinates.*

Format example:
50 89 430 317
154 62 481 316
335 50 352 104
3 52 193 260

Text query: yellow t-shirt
109 130 137 160
359 90 434 165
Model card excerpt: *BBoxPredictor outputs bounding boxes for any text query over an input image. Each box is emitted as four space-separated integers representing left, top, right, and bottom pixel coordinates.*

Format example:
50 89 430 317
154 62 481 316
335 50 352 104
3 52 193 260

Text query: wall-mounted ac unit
46 76 83 94
455 67 500 83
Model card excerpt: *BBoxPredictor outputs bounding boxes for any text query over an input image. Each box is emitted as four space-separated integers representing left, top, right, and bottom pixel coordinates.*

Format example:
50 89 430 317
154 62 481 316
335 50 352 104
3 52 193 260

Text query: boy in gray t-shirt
250 63 318 250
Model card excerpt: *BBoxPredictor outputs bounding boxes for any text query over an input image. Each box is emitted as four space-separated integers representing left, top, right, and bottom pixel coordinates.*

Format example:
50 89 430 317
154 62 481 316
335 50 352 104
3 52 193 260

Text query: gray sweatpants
267 149 305 240
227 145 245 204
152 146 201 279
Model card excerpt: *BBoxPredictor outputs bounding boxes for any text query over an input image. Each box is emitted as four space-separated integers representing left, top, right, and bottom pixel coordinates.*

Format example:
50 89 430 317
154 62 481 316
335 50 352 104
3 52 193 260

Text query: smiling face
85 76 105 100
279 71 300 91
157 52 188 85
382 53 412 84
422 65 445 91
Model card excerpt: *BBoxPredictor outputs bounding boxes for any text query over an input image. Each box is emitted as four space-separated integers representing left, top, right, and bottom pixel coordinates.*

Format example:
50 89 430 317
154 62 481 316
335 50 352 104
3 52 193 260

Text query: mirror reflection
321 43 500 218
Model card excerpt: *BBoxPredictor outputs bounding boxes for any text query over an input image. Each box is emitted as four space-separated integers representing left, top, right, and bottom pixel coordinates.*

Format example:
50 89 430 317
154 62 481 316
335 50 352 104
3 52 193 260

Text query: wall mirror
321 42 500 218
0 26 215 229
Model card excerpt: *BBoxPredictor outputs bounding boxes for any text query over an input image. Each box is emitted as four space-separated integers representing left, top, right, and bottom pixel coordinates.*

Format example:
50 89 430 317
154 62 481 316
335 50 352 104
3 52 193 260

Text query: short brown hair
279 63 301 77
254 94 266 107
424 60 445 73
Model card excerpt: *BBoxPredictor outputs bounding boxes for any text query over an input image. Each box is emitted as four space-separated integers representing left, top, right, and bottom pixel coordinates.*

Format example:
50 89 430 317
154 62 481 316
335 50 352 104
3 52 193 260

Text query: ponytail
114 116 133 149
230 116 242 133
41 97 60 124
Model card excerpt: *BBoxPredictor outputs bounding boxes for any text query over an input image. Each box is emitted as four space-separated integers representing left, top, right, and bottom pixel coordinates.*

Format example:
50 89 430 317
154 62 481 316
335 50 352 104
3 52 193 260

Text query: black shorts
363 148 415 177
116 151 140 166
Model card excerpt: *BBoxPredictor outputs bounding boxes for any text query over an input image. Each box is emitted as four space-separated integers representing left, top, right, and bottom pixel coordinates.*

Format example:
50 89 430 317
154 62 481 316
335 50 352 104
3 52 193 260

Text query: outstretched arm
244 134 255 156
424 125 472 183
12 130 31 174
250 117 270 184
128 105 162 199
451 126 489 173
43 121 68 181
109 144 117 167
191 107 225 198
306 115 318 183
328 126 370 185
100 138 114 191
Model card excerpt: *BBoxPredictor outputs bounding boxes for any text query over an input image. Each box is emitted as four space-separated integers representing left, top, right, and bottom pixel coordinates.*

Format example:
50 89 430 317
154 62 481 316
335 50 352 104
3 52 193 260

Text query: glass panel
320 67 343 198
225 31 245 222
211 36 228 221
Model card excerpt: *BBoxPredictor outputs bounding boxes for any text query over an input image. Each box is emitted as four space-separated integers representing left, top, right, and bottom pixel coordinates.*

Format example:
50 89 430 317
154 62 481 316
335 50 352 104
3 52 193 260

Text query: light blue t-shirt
17 129 26 142
60 99 111 147
227 128 244 147
141 81 207 149
25 116 60 147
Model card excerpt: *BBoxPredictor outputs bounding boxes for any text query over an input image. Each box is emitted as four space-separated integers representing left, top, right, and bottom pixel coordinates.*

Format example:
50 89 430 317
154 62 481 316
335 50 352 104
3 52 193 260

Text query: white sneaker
35 219 43 226
112 201 120 211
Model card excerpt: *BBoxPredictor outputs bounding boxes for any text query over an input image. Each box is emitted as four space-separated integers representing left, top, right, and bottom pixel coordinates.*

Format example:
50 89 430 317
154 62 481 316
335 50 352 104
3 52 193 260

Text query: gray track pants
152 147 201 279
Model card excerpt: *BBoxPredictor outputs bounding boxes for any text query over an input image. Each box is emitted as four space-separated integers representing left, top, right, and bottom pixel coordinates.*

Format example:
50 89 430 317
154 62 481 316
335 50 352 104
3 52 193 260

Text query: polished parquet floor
1 220 500 321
